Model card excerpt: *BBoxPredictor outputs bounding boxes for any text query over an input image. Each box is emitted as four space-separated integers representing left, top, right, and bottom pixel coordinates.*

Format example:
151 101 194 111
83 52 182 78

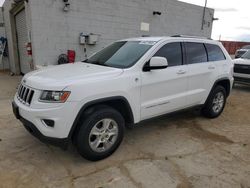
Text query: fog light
42 119 55 127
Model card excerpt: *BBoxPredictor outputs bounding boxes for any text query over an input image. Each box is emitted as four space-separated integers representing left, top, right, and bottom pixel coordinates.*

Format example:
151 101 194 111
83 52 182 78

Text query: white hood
233 58 250 66
23 62 123 90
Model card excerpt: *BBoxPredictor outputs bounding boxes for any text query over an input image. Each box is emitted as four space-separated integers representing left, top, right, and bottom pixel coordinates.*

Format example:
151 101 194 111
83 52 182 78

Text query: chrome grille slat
19 85 24 97
23 88 29 102
28 90 34 104
17 85 22 96
21 87 26 99
26 89 32 103
17 84 35 106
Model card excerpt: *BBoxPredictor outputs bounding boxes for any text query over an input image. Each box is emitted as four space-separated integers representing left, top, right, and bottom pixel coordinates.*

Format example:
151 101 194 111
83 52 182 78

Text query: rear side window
185 42 207 64
205 44 226 61
154 42 182 67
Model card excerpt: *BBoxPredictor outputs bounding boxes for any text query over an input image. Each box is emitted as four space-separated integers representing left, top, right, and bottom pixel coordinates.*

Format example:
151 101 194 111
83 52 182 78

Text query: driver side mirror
143 56 168 72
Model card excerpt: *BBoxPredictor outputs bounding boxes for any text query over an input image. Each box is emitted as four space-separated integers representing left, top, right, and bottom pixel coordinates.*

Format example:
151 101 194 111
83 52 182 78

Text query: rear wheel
76 106 125 161
202 85 226 118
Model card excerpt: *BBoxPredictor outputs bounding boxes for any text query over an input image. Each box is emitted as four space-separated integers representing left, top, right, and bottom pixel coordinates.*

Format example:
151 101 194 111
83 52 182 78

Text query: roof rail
171 35 212 40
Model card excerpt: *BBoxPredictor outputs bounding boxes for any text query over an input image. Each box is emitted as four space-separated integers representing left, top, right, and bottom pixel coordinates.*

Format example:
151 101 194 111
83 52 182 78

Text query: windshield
84 41 154 68
242 45 250 49
241 50 250 59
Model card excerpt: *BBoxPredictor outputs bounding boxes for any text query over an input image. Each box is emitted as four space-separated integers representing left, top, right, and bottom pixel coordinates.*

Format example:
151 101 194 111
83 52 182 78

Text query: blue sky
1 0 248 42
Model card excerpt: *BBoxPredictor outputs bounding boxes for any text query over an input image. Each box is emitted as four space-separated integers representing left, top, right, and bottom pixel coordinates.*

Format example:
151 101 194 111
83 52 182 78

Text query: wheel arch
68 96 134 140
209 78 231 99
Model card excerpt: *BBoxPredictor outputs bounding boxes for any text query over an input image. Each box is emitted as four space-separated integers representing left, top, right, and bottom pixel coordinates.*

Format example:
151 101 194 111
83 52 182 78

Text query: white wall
29 0 214 67
4 0 214 72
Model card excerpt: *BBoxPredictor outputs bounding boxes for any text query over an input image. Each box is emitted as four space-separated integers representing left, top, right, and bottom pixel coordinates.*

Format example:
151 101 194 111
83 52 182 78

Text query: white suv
233 50 250 84
12 36 234 161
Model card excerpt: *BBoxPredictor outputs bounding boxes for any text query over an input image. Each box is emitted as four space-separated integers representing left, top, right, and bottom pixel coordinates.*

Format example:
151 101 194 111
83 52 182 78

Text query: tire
202 85 227 118
75 106 125 161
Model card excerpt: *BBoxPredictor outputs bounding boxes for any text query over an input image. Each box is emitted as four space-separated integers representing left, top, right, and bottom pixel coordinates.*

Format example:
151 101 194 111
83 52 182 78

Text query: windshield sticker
139 41 157 45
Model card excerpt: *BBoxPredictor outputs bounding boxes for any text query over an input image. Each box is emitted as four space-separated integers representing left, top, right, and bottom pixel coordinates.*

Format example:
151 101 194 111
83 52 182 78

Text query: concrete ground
0 72 250 188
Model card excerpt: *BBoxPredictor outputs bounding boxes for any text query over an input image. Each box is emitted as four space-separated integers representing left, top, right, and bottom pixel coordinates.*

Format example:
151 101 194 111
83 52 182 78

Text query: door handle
177 70 186 75
208 65 215 70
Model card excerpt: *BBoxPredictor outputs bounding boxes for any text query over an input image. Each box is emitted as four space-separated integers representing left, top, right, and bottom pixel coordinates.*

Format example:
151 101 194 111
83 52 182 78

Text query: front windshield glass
242 45 250 49
241 50 250 59
84 41 155 68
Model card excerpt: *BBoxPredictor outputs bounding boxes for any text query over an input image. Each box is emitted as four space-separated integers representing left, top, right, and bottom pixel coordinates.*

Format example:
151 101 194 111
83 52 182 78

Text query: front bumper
234 73 250 84
12 101 69 149
12 90 81 149
234 77 250 84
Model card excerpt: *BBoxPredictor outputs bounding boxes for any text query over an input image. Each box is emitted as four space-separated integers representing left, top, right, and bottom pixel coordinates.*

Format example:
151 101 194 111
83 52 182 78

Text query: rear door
140 42 188 120
184 42 217 106
205 43 228 76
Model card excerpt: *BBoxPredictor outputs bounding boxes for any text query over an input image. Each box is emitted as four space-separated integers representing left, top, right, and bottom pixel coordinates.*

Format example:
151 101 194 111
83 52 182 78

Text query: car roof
120 37 165 42
119 36 219 45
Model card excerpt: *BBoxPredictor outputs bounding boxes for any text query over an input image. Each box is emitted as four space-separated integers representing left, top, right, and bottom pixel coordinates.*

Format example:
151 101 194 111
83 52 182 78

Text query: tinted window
205 44 226 61
241 50 250 59
154 42 182 67
185 42 207 64
85 41 153 68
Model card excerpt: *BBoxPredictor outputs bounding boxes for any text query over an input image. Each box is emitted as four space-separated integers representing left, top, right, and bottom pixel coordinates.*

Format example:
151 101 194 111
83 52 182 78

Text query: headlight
40 91 70 103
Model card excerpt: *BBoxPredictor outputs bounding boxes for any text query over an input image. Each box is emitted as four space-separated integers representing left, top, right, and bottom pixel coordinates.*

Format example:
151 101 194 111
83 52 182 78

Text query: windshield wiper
81 58 88 63
82 60 110 67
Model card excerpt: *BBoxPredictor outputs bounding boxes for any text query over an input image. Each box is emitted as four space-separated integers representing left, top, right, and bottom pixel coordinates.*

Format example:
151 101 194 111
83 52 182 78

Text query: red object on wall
68 50 76 63
220 41 250 55
26 42 32 56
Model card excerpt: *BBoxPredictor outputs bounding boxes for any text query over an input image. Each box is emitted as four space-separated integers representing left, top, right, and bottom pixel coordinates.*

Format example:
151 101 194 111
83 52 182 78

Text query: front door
140 42 188 120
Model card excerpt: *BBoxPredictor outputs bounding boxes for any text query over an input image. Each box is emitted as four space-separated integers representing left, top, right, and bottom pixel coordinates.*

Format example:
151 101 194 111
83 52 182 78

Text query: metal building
0 7 8 71
3 0 214 74
221 41 250 56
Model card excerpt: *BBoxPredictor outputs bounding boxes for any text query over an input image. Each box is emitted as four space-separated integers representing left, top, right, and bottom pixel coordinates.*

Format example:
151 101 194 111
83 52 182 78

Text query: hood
23 62 123 90
237 49 248 52
233 58 250 66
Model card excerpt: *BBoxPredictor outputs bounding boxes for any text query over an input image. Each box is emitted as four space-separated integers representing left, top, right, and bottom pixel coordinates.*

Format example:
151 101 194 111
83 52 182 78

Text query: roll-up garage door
15 9 30 74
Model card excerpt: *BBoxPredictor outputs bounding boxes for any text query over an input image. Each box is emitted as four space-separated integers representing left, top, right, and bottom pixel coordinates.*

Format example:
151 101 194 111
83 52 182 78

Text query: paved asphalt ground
0 72 250 188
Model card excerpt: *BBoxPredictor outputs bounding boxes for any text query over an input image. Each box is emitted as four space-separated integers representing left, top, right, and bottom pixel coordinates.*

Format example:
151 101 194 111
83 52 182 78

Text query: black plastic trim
234 76 250 84
208 78 231 99
68 96 134 139
19 117 68 149
12 101 68 150
143 64 168 72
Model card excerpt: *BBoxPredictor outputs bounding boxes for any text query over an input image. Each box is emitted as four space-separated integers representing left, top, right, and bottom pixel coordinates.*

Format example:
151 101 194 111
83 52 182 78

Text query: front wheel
76 106 125 161
202 85 227 118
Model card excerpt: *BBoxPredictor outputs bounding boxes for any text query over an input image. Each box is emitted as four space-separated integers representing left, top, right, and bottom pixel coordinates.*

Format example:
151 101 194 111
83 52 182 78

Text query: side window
185 42 208 64
154 42 182 67
205 43 226 61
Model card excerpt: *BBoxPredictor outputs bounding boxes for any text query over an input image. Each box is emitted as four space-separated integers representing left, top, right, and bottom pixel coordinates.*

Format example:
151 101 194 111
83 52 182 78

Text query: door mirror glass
143 56 168 71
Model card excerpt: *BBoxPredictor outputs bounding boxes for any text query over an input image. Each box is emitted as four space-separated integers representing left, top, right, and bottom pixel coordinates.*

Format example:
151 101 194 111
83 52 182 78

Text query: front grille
17 84 34 106
234 64 250 74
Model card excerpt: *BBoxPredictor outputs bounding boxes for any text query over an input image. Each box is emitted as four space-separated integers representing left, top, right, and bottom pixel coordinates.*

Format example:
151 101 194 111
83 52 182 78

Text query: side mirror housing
143 56 168 72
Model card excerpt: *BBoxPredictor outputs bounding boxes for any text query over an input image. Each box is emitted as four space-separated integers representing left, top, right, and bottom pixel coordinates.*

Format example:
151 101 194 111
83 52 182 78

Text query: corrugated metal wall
15 9 30 74
221 41 250 55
